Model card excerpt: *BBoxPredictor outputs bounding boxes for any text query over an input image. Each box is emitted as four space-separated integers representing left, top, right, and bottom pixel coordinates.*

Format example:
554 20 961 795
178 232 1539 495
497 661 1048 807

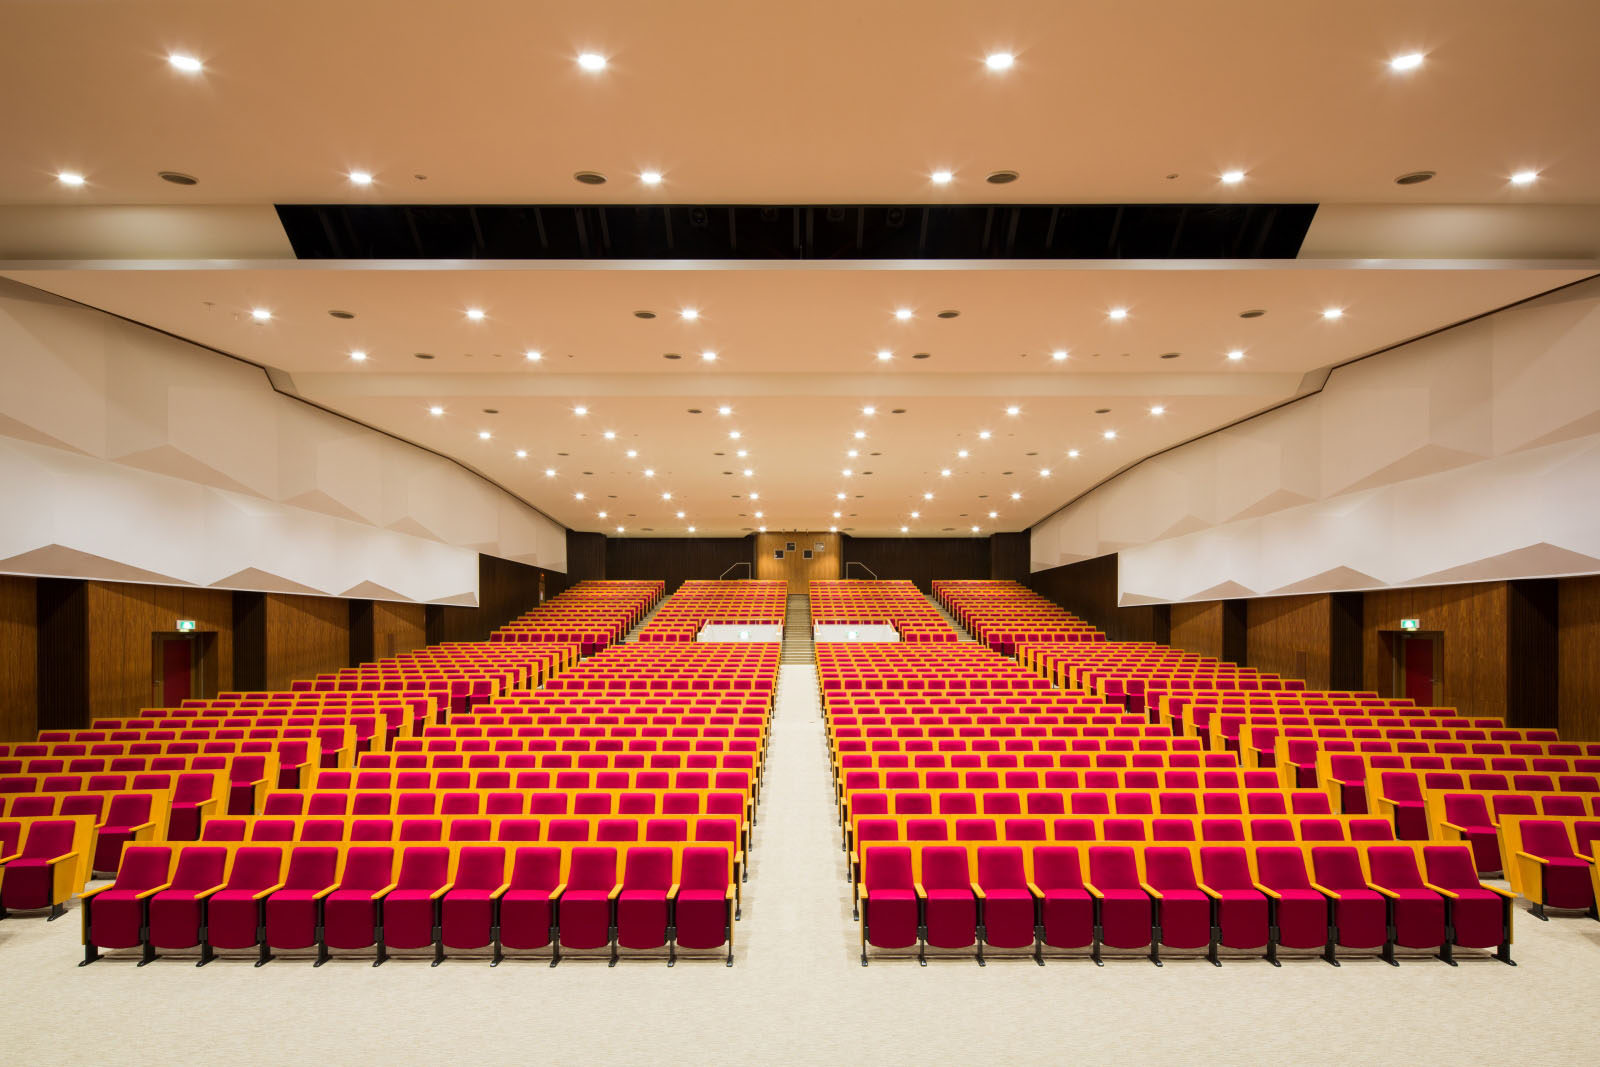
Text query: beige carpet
4 663 1597 1065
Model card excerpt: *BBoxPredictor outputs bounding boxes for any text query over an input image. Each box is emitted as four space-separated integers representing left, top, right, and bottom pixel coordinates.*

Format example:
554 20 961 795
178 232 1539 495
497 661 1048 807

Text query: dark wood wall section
1558 575 1600 740
348 599 375 666
755 532 842 593
1171 601 1225 660
988 533 1030 582
1246 594 1332 690
232 592 266 692
1 575 38 740
1363 581 1509 720
427 553 565 644
85 582 233 720
1025 553 1168 642
841 536 989 592
605 537 756 591
371 601 426 660
35 577 88 731
263 594 350 691
1329 592 1364 691
565 531 607 583
1505 578 1558 730
1221 600 1248 666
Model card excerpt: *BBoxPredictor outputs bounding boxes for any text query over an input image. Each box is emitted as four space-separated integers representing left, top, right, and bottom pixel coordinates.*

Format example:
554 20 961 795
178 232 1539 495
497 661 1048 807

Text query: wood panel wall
36 578 88 731
0 575 37 740
565 531 607 583
427 554 566 644
1246 594 1332 690
1558 575 1600 741
605 537 756 591
989 533 1030 582
373 601 426 660
85 582 233 720
262 594 350 691
755 532 841 593
1170 601 1226 660
1026 553 1169 643
1363 581 1508 719
839 536 989 592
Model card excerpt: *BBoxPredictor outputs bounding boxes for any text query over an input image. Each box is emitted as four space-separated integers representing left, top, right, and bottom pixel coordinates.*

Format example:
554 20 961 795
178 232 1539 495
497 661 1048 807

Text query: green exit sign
1399 618 1421 631
175 619 197 632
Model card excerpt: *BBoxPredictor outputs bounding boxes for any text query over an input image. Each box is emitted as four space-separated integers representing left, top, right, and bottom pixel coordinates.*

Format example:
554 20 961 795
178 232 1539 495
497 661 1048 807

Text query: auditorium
2 2 1598 1063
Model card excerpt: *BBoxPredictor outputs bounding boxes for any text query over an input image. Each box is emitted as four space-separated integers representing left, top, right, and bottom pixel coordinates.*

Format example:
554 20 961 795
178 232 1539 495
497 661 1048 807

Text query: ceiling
2 0 1597 539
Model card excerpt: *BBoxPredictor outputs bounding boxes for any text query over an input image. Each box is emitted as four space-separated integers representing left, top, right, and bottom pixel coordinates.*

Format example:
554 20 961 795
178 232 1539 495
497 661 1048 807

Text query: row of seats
933 580 1105 653
0 816 95 916
257 788 751 820
489 581 664 652
810 580 959 642
635 580 787 642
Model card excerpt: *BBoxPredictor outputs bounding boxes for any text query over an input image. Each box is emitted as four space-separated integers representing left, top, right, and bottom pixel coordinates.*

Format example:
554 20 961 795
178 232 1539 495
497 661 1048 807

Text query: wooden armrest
666 883 681 901
192 798 218 815
855 884 869 900
428 882 455 900
1083 883 1105 900
607 884 623 901
46 852 79 866
124 821 158 834
1422 882 1461 900
1371 885 1402 900
548 882 566 901
250 882 286 900
369 882 398 900
1576 852 1595 864
724 887 735 901
1197 883 1224 900
311 884 339 900
79 882 117 900
488 883 511 900
133 882 173 900
1512 851 1548 866
1439 821 1469 834
1026 881 1043 899
913 882 927 900
1138 882 1164 899
970 882 986 900
1309 882 1342 899
191 883 228 899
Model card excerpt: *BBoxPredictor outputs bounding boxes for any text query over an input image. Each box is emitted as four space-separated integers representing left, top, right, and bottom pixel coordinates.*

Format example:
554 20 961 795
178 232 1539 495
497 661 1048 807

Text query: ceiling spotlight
971 525 980 533
1068 449 1080 458
1389 52 1424 72
616 526 625 533
901 525 910 533
1227 349 1244 361
348 171 373 186
847 449 859 458
758 526 767 533
626 449 638 458
428 406 444 416
862 405 877 416
743 469 754 477
957 450 969 458
465 308 485 321
603 430 616 440
834 511 842 519
853 430 866 439
1150 405 1166 415
717 406 732 416
701 351 718 362
57 172 86 187
1322 307 1344 320
478 430 491 440
978 430 991 440
1510 170 1539 186
828 525 837 533
676 510 685 518
1103 430 1117 440
1005 405 1020 416
1040 468 1051 477
750 492 760 500
640 171 662 185
688 525 696 533
754 510 764 518
923 492 934 500
680 308 699 321
526 350 543 362
910 511 920 519
599 511 608 519
349 350 367 362
1052 350 1068 362
940 469 951 477
643 468 656 478
1010 491 1021 500
515 450 527 459
574 406 588 416
842 469 853 477
1108 307 1128 320
729 430 741 440
985 52 1015 71
735 449 747 458
930 170 953 185
876 350 893 362
544 468 556 477
989 511 998 519
894 308 913 321
575 492 586 500
167 53 203 73
836 492 846 500
662 492 672 501
247 308 272 322
1220 170 1245 184
577 53 607 71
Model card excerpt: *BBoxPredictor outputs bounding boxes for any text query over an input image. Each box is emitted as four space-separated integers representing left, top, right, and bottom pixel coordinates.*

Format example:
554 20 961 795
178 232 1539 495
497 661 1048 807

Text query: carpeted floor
4 663 1597 1065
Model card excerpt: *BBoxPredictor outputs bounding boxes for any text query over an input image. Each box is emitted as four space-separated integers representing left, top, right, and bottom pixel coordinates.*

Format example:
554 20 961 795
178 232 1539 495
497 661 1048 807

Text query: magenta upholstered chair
165 773 217 841
80 844 172 965
449 819 491 842
145 845 228 962
497 818 542 842
205 845 284 964
1200 818 1245 841
894 792 933 815
378 846 451 962
1248 818 1295 842
1349 818 1396 842
1246 792 1288 815
321 845 396 961
859 845 917 965
1142 846 1213 965
300 818 344 842
1327 755 1369 813
1377 772 1429 840
1202 792 1244 816
199 818 246 842
1421 844 1515 964
1290 792 1334 815
918 845 977 960
251 819 298 842
1114 793 1155 816
93 793 156 874
1514 821 1597 919
1085 845 1153 961
1440 794 1501 874
1158 792 1199 815
1254 846 1333 962
1031 845 1092 956
973 845 1036 962
644 818 688 843
398 818 444 842
1367 845 1445 960
556 845 619 955
226 755 269 815
1070 792 1111 815
1026 792 1066 815
597 819 641 843
439 844 507 962
263 845 340 961
265 793 307 816
615 846 674 962
1198 846 1268 960
545 819 587 843
1310 846 1390 963
672 845 733 965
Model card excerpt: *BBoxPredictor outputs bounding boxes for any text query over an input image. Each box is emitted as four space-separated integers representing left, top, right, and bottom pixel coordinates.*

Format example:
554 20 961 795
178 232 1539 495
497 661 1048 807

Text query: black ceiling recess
275 203 1318 260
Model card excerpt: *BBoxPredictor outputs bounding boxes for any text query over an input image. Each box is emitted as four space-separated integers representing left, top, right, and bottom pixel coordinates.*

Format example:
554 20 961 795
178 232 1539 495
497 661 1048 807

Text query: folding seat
1326 755 1369 814
1299 818 1346 842
546 818 590 843
557 846 621 957
1349 818 1396 841
859 846 918 965
1438 794 1501 874
1468 773 1509 791
144 844 230 963
1248 818 1296 842
1004 817 1047 841
92 793 159 874
1070 793 1111 815
266 793 309 816
498 846 563 962
1421 844 1515 964
528 794 568 816
319 845 398 963
1310 846 1390 964
303 818 347 842
914 845 977 963
1163 770 1200 789
1253 846 1335 963
1366 846 1446 963
59 794 105 821
955 818 997 842
79 844 173 964
904 818 947 842
982 792 1023 816
1103 818 1147 842
263 845 341 962
1246 793 1288 815
1375 772 1428 840
1142 846 1214 965
1290 792 1333 815
1561 775 1600 793
1158 792 1199 815
895 793 934 815
441 793 481 816
1043 770 1081 789
395 817 442 842
1085 845 1153 962
1022 793 1063 816
1541 795 1587 817
1198 846 1268 961
251 819 300 842
375 846 451 964
672 846 734 965
1513 821 1597 920
202 845 285 964
1491 794 1537 822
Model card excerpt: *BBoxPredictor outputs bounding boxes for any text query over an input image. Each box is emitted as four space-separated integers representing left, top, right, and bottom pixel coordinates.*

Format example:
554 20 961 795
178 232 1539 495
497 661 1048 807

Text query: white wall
0 279 566 604
1031 277 1600 604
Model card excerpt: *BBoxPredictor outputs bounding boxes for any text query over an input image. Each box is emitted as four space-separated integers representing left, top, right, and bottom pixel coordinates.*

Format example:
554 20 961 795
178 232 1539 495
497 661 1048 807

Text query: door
1400 634 1437 707
161 636 194 706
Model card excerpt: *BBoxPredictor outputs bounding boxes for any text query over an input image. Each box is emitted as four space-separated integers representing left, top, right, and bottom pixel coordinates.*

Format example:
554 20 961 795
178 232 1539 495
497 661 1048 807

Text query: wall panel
372 601 426 660
1170 601 1225 660
1363 582 1508 719
1558 575 1600 741
755 532 841 593
85 581 233 720
840 537 989 592
263 594 349 691
606 537 755 591
0 575 37 740
1026 553 1167 643
1246 594 1332 690
36 578 87 731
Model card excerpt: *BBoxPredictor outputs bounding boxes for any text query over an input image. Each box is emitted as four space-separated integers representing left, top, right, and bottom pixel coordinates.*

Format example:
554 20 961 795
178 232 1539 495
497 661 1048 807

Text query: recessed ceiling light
573 406 589 417
754 511 764 519
758 526 767 533
250 308 272 321
348 171 373 186
1068 449 1080 458
1150 405 1166 416
930 170 953 185
978 430 991 440
836 492 846 500
640 171 662 185
167 53 203 73
750 492 760 500
57 172 86 187
1108 307 1128 320
616 526 625 533
643 469 655 478
833 511 843 519
701 351 718 362
680 308 699 321
853 430 866 440
515 450 527 459
1005 406 1020 416
544 468 555 476
847 449 859 458
1039 468 1051 477
842 469 853 477
349 350 367 362
743 469 753 477
465 308 485 321
729 430 741 440
577 53 607 71
575 492 585 500
717 406 732 416
526 350 542 362
1510 170 1539 186
957 450 969 459
989 511 998 519
1052 350 1068 362
1227 349 1244 361
735 449 747 458
985 52 1015 70
1010 492 1021 500
876 350 893 362
894 308 913 320
940 469 951 477
910 510 920 519
626 449 637 458
428 406 444 416
598 511 608 519
923 492 934 500
1103 430 1117 440
478 430 491 440
1389 52 1424 72
688 525 697 532
971 525 980 533
862 406 876 416
1322 307 1344 320
1220 170 1245 184
901 525 910 533
662 492 672 501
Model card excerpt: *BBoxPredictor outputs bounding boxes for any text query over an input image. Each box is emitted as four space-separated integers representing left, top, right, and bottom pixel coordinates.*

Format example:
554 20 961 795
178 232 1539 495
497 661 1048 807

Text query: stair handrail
843 560 879 579
717 561 753 580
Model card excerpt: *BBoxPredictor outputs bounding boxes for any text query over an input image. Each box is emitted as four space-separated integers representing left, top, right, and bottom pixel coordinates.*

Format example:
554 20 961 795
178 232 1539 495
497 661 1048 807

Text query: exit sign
175 619 197 632
1399 618 1421 631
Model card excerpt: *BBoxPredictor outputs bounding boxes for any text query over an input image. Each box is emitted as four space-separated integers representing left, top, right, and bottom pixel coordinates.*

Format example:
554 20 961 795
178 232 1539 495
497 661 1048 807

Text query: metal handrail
717 561 753 580
843 561 879 579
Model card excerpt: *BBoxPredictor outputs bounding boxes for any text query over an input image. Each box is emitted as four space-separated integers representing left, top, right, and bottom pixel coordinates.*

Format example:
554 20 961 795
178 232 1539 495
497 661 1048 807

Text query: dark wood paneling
1 576 38 740
372 601 426 660
1246 594 1331 689
232 591 266 691
1559 575 1600 741
1506 578 1558 730
989 533 1030 582
84 582 234 719
565 531 607 583
1222 599 1248 665
606 537 756 591
756 532 841 593
841 536 989 592
1171 601 1225 659
36 578 88 731
1330 592 1364 691
348 599 375 666
1026 553 1165 642
429 553 565 643
1364 582 1507 718
263 594 350 690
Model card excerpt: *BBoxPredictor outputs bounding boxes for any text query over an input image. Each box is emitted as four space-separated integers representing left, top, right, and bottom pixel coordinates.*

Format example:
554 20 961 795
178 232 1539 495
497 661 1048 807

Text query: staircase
621 590 671 642
925 591 977 642
782 594 813 664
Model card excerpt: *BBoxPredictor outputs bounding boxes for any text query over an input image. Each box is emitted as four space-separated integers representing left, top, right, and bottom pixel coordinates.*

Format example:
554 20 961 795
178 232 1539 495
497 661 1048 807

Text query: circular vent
912 352 931 360
573 171 607 185
1239 309 1266 319
1395 170 1436 185
985 170 1019 184
634 310 656 319
158 171 198 185
413 352 435 360
328 309 355 319
1160 352 1181 359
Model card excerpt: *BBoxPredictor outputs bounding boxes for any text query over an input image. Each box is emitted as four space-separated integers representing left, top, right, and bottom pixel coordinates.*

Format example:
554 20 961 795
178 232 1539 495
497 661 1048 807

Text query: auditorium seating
490 581 664 653
636 580 786 642
810 580 958 642
934 580 1105 653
